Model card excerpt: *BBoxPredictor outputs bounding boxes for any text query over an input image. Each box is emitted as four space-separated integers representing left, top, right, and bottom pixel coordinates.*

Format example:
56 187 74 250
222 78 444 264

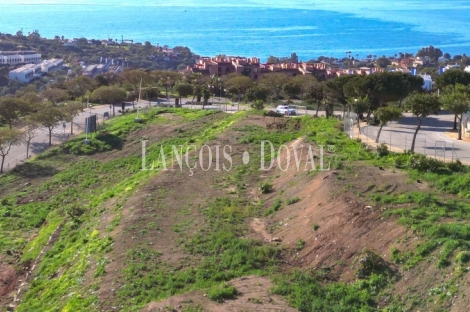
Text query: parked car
276 105 296 115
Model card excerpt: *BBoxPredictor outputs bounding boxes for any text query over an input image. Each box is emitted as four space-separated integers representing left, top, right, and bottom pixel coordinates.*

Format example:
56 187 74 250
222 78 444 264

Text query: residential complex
180 56 331 80
8 58 64 83
0 50 41 66
8 63 42 83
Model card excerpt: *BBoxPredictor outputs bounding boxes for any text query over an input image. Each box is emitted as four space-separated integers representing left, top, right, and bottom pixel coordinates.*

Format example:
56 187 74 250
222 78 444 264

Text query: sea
1 0 470 62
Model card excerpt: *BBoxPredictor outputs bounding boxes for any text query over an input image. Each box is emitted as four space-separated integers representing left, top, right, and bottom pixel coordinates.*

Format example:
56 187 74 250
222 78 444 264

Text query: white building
445 64 460 70
419 74 433 91
41 58 64 73
9 63 42 82
465 66 470 73
438 56 449 63
0 51 41 66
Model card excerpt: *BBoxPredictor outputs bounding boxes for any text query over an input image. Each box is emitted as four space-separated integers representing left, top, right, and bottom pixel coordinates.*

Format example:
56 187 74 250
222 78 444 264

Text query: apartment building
41 58 64 73
0 51 42 66
8 63 42 82
183 56 261 80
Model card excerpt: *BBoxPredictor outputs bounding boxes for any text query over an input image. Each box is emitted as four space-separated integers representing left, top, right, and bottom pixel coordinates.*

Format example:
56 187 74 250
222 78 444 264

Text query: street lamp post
135 106 141 123
355 98 361 134
83 104 93 143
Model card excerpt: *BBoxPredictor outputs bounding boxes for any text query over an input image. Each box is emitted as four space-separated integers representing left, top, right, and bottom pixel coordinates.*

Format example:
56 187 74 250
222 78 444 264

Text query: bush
296 239 306 251
264 110 284 117
207 283 238 302
259 181 273 194
407 154 441 172
63 138 112 155
376 143 389 157
286 197 300 205
250 100 265 110
447 160 466 173
355 249 391 279
265 198 282 216
455 251 470 264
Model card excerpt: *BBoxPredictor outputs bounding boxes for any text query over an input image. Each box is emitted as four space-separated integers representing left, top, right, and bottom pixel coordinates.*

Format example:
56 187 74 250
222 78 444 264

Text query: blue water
1 0 470 62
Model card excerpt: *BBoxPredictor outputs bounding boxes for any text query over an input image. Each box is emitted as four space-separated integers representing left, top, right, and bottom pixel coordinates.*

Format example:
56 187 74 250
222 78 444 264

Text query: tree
305 82 324 116
404 93 441 152
292 75 317 100
226 75 254 99
376 56 391 68
416 45 443 62
282 81 302 103
60 101 83 134
260 73 290 99
120 69 151 93
436 69 470 89
22 118 40 159
267 56 280 64
41 87 69 105
143 87 161 106
325 75 356 117
65 76 96 103
0 95 31 129
174 83 193 106
90 86 127 116
0 128 22 173
441 84 470 140
245 85 269 102
348 96 371 132
31 104 65 146
202 88 211 110
155 71 181 98
374 106 403 143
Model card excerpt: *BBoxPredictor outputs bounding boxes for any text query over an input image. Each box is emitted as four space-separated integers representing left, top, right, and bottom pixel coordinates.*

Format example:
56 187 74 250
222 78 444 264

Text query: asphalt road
2 100 470 172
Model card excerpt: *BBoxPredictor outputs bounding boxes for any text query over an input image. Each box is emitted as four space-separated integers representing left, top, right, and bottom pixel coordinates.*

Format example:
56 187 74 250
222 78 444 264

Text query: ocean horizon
1 0 470 62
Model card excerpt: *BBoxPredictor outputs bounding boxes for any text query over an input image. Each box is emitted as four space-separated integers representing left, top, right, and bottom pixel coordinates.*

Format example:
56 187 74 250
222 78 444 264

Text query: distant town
1 33 470 93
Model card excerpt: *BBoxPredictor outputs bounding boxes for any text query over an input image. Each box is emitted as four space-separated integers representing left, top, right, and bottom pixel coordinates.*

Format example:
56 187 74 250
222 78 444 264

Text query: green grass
206 283 239 302
3 111 470 311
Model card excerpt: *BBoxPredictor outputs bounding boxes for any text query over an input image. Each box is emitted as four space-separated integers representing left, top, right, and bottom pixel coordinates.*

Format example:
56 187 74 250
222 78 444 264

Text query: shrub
265 198 282 216
286 197 300 205
407 154 441 172
455 251 470 264
376 143 389 157
259 181 273 194
250 100 265 110
63 138 112 155
207 283 238 303
355 249 391 279
311 224 320 231
447 160 466 173
264 110 284 117
296 239 306 251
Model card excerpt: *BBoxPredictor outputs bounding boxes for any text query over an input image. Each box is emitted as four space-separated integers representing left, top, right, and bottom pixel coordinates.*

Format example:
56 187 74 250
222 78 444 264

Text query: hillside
1 108 470 311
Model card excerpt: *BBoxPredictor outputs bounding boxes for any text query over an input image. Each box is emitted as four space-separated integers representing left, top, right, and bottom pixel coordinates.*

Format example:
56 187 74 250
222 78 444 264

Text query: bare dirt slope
144 275 297 312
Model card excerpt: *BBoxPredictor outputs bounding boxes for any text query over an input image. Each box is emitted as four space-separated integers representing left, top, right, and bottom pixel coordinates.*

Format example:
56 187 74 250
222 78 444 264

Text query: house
9 63 42 82
182 56 261 80
420 74 433 91
465 66 470 73
0 50 41 66
41 58 64 73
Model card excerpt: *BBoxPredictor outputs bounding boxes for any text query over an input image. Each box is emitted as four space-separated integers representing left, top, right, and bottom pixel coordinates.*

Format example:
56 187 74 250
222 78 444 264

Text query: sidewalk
2 105 110 173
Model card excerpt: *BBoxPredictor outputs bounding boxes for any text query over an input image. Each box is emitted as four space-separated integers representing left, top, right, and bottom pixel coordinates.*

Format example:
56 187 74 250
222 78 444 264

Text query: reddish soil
144 275 296 312
0 260 17 304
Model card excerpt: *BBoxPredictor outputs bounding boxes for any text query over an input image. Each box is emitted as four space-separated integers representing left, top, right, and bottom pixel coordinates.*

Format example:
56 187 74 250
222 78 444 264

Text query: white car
276 105 296 115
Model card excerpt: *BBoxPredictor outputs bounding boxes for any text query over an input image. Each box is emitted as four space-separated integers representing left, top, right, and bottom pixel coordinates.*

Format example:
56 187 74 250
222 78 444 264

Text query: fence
290 105 307 116
360 125 464 163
